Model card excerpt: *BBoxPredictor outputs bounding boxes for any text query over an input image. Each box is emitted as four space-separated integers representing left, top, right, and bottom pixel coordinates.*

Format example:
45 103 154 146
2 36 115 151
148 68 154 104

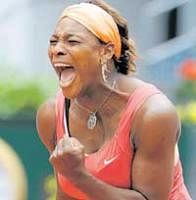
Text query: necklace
74 81 116 130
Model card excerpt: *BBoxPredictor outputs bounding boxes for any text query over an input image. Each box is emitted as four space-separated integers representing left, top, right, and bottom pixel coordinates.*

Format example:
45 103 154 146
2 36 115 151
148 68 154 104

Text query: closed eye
49 40 57 45
68 40 81 45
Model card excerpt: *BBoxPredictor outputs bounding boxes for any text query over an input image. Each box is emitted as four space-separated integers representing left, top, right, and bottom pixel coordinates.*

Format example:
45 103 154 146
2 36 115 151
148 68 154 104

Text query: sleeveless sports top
55 84 191 200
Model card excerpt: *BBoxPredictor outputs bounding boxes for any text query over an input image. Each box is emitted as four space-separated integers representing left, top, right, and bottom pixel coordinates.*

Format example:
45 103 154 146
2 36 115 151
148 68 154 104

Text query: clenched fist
49 135 86 181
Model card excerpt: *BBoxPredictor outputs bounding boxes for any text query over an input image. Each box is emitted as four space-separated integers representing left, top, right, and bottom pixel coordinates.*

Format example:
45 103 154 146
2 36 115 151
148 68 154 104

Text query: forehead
54 17 99 41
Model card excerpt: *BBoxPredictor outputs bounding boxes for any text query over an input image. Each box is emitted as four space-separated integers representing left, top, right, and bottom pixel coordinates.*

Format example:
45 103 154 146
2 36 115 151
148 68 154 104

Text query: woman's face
48 17 105 98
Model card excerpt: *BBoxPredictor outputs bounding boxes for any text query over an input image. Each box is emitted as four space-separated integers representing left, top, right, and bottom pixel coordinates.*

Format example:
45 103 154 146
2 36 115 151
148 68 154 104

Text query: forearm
70 171 147 200
56 185 76 200
56 192 74 200
55 171 76 200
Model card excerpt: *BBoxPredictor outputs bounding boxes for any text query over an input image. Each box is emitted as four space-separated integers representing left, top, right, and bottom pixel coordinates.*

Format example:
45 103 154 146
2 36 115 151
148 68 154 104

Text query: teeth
54 63 72 68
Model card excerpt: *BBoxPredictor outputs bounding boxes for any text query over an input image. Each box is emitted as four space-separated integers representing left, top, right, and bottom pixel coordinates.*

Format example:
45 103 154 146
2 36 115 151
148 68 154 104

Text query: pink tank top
55 84 191 200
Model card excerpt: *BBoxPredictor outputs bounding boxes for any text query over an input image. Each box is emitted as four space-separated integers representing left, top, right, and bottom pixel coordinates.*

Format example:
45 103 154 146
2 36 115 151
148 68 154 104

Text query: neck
74 82 115 113
72 68 130 119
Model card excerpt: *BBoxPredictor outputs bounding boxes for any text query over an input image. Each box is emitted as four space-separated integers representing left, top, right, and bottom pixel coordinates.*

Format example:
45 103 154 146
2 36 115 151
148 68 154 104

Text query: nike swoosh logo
104 155 119 165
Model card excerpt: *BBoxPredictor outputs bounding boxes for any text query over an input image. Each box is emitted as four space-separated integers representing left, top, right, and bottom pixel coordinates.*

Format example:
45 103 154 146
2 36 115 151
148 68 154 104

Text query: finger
56 136 84 154
61 135 75 149
56 141 66 155
56 136 73 155
70 137 84 148
49 141 60 163
63 133 69 138
51 146 58 157
49 150 57 164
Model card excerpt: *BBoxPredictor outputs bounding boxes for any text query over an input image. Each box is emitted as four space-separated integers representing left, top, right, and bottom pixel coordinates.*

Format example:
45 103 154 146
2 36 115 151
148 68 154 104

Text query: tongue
60 68 76 83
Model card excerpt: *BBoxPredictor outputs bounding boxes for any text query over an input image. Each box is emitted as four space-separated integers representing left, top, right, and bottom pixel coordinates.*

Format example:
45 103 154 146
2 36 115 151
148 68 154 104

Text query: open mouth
53 63 73 77
54 63 76 87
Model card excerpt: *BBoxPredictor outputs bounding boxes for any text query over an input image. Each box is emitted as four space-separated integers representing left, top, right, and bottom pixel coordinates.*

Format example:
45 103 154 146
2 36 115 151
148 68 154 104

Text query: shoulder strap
116 84 161 149
65 98 71 137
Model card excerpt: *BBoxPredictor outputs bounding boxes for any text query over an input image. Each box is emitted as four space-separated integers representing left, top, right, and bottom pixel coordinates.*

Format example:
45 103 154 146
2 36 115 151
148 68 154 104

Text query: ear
100 42 115 61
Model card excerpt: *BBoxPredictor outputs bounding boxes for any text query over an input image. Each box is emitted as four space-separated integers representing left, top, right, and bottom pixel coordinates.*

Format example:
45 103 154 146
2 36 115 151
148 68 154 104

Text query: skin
36 17 180 200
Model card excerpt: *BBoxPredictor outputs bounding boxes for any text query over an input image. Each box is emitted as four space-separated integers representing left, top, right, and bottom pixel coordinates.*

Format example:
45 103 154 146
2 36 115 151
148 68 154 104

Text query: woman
36 0 191 199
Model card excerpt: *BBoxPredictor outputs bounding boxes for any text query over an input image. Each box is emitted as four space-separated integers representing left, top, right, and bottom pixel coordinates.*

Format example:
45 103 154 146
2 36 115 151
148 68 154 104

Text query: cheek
73 47 100 69
48 47 53 61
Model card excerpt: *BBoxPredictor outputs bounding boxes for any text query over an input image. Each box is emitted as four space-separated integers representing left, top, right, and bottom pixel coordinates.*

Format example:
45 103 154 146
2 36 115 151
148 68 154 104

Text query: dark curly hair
84 0 137 74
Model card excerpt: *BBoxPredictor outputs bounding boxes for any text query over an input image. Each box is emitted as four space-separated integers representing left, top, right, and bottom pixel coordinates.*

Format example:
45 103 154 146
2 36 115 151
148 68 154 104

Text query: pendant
87 112 97 130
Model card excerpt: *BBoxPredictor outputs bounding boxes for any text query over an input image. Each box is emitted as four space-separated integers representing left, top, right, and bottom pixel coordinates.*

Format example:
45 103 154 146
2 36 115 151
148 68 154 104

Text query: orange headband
58 3 121 58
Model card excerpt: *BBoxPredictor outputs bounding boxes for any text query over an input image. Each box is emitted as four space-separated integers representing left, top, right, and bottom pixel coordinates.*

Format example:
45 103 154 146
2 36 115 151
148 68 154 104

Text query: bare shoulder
142 93 180 129
116 74 180 136
134 92 181 148
36 98 56 153
116 74 180 140
115 74 146 94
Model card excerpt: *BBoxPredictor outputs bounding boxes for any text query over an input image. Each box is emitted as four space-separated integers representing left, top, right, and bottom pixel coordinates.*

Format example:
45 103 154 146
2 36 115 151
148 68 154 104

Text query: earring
101 60 110 82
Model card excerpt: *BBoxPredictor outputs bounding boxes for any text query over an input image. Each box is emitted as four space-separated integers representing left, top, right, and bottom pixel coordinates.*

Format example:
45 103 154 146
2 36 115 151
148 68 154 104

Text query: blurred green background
0 74 56 200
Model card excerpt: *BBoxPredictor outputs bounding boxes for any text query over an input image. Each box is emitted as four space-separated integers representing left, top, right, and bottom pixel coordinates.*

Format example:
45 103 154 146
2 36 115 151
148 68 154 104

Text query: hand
49 135 86 181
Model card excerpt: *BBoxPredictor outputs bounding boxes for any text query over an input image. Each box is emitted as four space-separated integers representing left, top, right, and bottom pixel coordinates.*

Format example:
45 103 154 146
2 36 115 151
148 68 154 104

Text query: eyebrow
50 34 58 39
51 33 83 40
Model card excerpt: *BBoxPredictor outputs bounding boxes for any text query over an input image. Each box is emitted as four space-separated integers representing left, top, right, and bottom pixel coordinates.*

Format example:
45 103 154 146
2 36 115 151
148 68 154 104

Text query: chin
61 86 81 99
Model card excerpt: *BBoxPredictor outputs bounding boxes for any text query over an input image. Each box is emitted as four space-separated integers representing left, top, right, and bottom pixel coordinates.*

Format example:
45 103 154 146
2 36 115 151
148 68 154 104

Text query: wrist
66 167 88 183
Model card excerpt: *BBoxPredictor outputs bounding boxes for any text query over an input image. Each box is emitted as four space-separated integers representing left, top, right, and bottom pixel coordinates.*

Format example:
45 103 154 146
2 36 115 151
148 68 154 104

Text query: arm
131 94 180 200
36 99 76 200
55 172 76 200
36 99 56 153
49 95 179 200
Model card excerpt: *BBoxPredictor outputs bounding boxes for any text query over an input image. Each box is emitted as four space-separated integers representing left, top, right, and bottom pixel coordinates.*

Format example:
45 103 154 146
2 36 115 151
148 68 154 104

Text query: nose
53 42 67 56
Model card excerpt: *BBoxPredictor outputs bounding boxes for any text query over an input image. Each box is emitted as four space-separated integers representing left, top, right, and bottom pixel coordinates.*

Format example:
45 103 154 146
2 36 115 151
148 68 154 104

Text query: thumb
49 148 57 164
64 132 70 139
